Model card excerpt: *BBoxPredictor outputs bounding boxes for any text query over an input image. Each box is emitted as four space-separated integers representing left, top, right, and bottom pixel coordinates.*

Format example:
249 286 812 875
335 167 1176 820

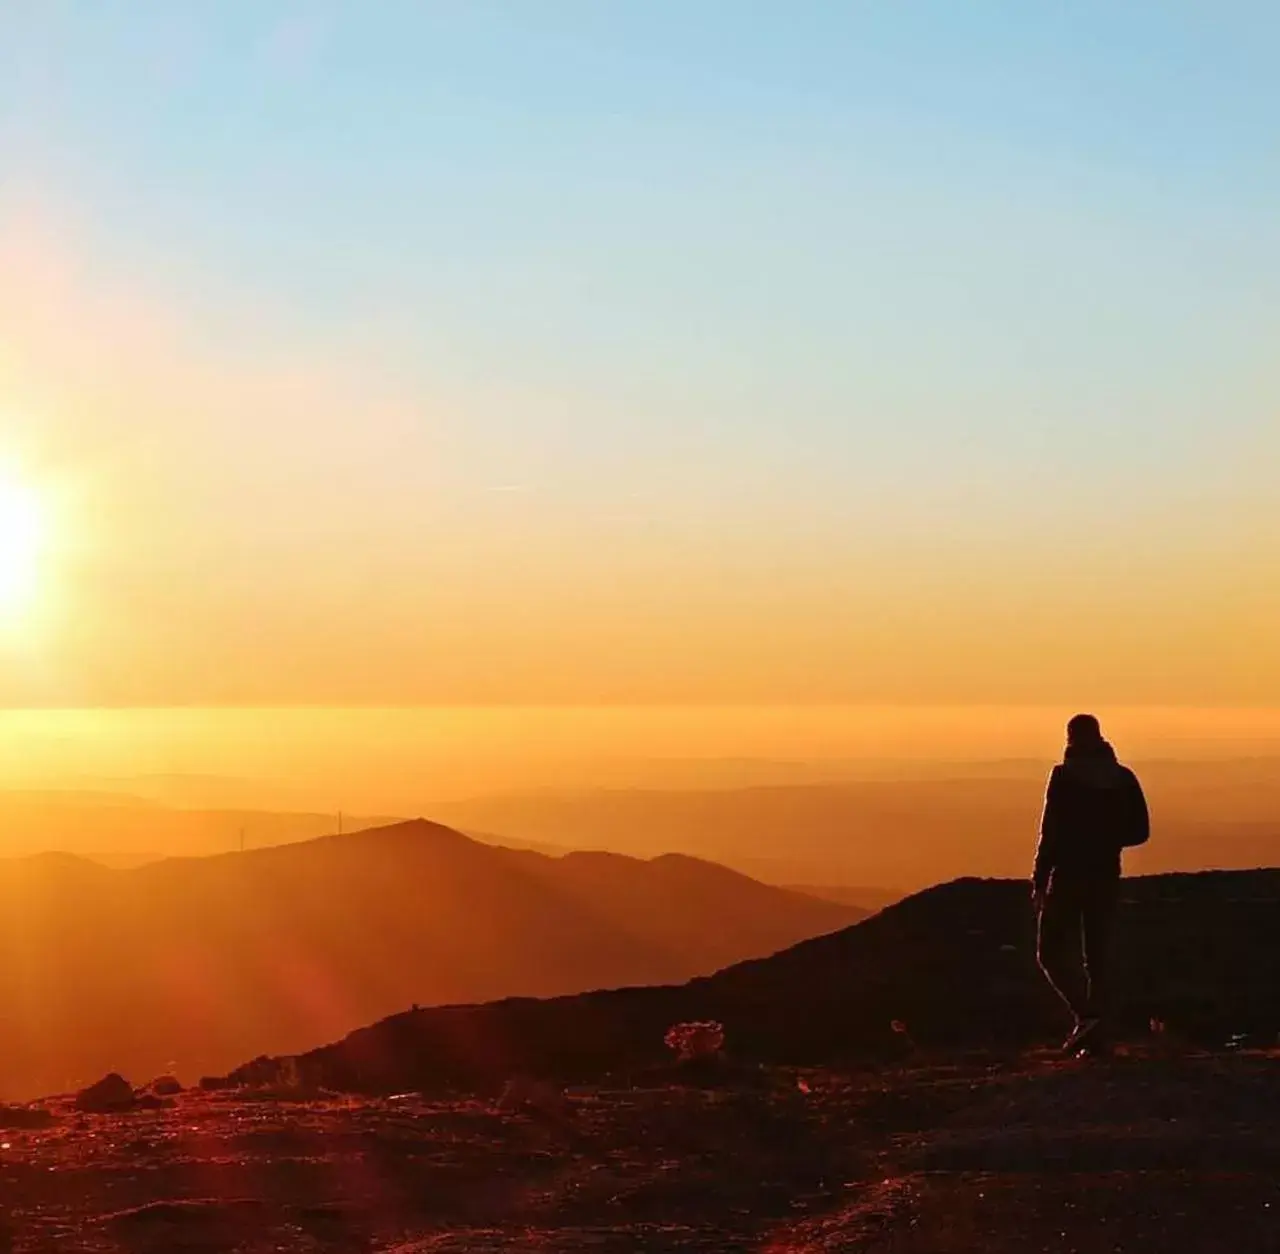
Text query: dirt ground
1 1049 1278 1252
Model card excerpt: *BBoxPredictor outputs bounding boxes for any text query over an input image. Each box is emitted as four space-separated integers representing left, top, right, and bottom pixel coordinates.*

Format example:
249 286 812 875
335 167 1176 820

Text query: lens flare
0 467 47 619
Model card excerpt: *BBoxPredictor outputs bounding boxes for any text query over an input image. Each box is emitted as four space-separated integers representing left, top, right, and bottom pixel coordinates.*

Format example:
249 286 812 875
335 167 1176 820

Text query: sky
0 2 1277 708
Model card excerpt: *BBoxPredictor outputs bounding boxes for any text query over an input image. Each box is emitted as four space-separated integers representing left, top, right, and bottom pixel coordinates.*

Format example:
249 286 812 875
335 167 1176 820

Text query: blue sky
7 3 1277 486
0 2 1277 703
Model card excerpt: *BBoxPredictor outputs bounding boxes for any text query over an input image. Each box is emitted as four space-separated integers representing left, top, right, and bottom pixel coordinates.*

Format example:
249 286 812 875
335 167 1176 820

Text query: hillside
238 867 1280 1093
0 821 858 1099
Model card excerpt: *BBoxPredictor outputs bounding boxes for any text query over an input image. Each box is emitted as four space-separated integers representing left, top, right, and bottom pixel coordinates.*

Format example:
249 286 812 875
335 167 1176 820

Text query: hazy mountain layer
0 820 858 1098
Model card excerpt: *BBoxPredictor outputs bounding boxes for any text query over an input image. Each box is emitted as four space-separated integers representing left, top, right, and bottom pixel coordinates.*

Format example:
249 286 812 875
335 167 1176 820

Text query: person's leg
1081 878 1120 1022
1037 884 1088 1022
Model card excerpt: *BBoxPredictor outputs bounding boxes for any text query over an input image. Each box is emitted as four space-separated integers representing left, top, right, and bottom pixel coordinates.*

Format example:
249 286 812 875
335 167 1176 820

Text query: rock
497 1077 570 1118
0 1105 55 1130
132 1094 175 1111
149 1075 182 1096
74 1073 136 1113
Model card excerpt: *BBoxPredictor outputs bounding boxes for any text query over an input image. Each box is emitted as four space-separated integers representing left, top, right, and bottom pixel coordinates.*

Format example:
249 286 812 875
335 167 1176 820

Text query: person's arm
1032 767 1064 900
1120 769 1150 848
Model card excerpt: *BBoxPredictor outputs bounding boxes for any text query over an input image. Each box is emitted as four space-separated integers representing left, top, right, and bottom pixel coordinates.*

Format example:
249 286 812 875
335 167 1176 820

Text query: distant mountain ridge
224 867 1280 1093
784 883 900 912
0 819 859 1099
0 791 398 863
428 762 1280 888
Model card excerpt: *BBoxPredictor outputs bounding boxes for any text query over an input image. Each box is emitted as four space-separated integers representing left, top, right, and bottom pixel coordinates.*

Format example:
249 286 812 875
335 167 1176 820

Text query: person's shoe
1075 1033 1112 1060
1062 1016 1101 1056
1070 1017 1107 1057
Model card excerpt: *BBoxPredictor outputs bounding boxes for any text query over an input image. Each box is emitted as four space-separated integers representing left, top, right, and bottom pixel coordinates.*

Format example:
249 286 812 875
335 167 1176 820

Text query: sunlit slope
0 820 858 1098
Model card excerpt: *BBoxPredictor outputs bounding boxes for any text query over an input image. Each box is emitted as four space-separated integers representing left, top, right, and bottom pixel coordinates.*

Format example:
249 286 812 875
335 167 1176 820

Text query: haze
0 704 1276 807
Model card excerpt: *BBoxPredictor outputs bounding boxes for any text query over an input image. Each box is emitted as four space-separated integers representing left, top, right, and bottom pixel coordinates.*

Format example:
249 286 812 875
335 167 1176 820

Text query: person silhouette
1032 714 1149 1055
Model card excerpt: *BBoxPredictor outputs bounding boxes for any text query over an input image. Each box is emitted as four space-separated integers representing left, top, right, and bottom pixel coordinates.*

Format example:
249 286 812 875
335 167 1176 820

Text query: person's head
1066 713 1103 747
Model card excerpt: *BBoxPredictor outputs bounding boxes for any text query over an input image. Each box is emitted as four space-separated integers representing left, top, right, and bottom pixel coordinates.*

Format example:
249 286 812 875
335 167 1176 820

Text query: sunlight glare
0 467 47 619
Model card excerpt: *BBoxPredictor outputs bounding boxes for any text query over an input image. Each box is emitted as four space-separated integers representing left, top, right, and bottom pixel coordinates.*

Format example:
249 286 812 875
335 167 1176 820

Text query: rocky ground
1 1047 1279 1252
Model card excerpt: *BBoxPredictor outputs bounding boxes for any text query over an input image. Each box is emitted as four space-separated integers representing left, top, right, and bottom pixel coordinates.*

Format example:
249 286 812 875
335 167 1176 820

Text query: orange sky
1 229 1274 714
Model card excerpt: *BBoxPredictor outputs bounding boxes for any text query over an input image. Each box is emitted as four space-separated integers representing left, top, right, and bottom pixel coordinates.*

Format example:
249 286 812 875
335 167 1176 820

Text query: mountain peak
336 817 477 847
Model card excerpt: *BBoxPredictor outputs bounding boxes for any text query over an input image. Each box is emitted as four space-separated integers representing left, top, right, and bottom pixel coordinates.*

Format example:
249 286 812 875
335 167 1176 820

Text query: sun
0 469 47 619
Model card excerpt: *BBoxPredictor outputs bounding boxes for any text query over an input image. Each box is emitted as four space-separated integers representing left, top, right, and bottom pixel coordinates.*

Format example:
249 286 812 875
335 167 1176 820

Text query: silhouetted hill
236 868 1280 1093
0 820 856 1099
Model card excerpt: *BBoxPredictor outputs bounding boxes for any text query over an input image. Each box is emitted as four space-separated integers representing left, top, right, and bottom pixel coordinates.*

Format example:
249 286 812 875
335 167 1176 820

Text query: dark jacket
1032 741 1149 891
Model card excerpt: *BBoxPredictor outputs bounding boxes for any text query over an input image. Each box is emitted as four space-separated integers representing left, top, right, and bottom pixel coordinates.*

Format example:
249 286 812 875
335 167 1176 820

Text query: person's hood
1062 739 1125 788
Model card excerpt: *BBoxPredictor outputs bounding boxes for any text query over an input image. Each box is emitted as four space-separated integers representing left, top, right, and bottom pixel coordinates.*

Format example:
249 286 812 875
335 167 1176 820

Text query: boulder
74 1073 136 1113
